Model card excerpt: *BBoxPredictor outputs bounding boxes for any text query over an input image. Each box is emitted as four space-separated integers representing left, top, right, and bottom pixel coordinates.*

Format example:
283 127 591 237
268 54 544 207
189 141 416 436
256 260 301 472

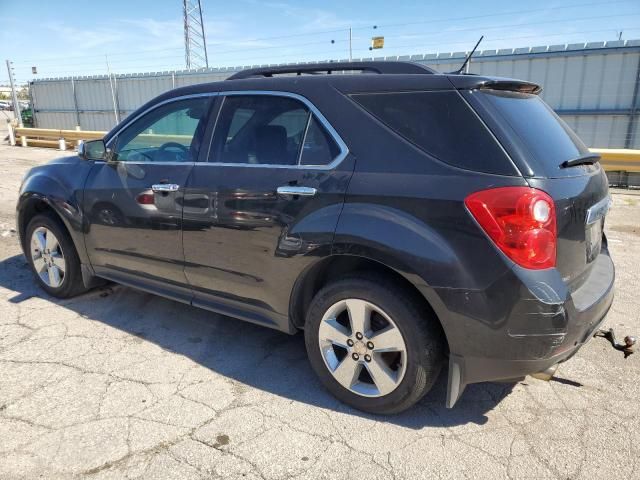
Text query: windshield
470 90 594 178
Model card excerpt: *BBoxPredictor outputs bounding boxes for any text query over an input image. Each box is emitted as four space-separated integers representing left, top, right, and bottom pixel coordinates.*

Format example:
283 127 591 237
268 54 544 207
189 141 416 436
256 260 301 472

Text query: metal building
29 39 640 148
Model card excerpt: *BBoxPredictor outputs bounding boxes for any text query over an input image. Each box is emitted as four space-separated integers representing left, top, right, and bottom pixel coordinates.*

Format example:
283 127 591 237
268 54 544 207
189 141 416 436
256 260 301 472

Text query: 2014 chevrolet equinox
17 62 614 413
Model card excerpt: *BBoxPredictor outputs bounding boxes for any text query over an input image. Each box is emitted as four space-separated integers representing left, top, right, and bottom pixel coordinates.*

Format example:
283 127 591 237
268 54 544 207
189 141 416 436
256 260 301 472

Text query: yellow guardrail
12 127 105 150
7 127 640 174
10 128 192 150
590 148 640 173
128 134 193 147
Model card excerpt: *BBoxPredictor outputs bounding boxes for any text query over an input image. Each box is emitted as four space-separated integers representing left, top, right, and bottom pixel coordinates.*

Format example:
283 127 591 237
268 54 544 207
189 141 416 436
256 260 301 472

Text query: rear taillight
465 187 556 270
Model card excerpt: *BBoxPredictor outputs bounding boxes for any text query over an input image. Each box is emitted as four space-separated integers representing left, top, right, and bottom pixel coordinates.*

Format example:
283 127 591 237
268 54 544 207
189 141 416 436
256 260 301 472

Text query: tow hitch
594 328 636 359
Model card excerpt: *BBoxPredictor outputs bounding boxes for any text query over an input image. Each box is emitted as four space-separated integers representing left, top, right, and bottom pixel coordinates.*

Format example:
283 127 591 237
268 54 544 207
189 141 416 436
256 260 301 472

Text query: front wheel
25 213 86 298
304 275 444 414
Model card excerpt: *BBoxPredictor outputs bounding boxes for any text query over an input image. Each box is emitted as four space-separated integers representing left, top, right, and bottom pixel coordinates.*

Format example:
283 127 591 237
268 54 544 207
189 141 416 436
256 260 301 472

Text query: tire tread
304 273 444 414
25 212 87 298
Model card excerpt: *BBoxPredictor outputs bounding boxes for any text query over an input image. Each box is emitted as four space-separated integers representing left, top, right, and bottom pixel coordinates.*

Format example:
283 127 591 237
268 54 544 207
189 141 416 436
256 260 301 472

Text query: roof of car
122 61 540 134
104 61 541 143
159 62 540 98
226 61 438 79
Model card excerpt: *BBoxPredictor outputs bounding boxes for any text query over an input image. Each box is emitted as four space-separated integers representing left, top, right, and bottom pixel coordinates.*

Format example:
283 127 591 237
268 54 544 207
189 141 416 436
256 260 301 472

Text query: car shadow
1 253 515 428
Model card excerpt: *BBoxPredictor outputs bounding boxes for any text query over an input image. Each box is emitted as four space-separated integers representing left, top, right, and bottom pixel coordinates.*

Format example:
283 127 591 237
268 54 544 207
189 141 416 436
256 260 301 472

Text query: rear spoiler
448 75 542 95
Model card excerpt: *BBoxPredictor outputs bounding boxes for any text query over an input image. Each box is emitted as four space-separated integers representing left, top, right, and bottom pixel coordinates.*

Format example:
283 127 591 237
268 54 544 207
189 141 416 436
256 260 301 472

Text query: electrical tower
183 0 209 69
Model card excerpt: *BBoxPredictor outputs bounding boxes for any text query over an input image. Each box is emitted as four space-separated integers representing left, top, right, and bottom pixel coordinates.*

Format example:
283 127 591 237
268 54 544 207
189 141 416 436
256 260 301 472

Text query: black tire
25 212 87 298
304 275 445 414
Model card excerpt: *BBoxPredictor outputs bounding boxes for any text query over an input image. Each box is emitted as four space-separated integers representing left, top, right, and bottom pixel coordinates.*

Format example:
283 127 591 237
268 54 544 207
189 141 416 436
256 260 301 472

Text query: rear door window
209 94 343 167
351 90 515 175
469 90 591 178
210 95 309 166
300 116 341 166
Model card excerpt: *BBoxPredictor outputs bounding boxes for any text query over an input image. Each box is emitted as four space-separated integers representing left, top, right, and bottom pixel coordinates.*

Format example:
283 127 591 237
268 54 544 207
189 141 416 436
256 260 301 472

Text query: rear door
466 89 610 289
182 92 353 329
82 95 213 302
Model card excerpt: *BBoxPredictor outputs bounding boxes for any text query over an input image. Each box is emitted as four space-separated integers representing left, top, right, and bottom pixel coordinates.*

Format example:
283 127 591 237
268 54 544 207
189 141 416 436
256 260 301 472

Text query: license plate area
585 219 603 263
585 195 610 264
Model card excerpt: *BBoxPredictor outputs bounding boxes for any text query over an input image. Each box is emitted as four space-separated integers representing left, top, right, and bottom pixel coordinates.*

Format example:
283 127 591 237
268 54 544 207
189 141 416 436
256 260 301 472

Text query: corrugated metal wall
30 39 640 148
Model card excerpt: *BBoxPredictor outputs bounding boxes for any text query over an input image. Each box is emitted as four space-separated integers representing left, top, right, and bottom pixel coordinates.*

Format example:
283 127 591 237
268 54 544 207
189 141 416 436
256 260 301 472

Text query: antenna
183 0 209 69
452 35 483 74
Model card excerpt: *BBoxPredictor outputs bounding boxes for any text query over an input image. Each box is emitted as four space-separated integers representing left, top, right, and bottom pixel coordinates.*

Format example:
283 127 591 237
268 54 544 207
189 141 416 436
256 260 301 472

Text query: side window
299 116 340 166
351 91 512 175
210 95 310 165
227 108 254 139
112 97 211 163
269 108 309 150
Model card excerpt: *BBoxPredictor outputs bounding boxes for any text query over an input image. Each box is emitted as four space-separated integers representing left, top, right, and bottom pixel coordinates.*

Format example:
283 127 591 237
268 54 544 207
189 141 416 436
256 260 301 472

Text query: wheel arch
289 253 450 353
17 191 89 266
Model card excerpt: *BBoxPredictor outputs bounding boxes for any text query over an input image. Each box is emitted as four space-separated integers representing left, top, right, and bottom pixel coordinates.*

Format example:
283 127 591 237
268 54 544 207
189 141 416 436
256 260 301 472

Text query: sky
2 0 640 85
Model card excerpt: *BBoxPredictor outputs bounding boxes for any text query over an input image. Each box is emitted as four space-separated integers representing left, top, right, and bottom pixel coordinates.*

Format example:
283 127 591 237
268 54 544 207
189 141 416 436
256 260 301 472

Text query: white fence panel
30 40 640 148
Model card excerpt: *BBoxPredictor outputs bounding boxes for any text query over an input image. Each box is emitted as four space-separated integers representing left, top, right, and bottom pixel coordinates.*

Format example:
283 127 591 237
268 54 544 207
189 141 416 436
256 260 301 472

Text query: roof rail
227 61 436 80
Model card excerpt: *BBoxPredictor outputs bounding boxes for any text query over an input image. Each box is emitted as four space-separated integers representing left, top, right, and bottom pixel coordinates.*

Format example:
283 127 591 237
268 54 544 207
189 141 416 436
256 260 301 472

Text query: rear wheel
304 275 444 414
25 213 86 298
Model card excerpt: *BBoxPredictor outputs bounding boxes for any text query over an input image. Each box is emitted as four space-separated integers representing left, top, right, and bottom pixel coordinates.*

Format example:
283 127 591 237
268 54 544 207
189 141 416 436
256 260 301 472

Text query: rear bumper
446 297 612 407
433 251 615 407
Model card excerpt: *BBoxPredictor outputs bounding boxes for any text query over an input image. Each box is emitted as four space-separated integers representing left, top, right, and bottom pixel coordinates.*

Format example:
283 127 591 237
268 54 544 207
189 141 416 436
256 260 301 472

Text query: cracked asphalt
0 134 639 479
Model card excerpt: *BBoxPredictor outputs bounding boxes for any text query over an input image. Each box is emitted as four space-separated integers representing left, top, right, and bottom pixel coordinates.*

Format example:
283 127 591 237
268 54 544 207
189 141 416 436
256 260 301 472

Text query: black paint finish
17 66 615 407
17 155 93 265
82 162 193 295
182 158 355 331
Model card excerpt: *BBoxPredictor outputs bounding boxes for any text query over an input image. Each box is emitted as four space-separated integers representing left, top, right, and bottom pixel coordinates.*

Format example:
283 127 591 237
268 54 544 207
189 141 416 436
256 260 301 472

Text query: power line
12 0 638 65
17 38 353 69
11 7 640 79
359 12 640 44
20 25 640 78
361 0 637 31
371 26 640 54
25 8 640 71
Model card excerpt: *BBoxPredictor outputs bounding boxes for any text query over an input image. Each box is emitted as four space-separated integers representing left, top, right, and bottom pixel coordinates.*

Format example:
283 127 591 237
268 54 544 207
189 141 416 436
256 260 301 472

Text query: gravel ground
0 134 639 479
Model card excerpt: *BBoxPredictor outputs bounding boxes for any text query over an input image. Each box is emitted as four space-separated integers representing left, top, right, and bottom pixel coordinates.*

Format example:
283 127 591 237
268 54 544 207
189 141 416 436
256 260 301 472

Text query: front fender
17 160 93 264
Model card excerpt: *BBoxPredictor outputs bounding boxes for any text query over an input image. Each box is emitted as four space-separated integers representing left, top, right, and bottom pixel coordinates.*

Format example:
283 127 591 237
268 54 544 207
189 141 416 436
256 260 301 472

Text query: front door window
111 98 211 163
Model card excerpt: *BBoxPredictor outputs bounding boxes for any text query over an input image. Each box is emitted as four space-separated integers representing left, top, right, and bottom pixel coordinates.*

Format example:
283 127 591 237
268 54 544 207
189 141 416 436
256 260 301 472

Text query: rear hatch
464 86 610 290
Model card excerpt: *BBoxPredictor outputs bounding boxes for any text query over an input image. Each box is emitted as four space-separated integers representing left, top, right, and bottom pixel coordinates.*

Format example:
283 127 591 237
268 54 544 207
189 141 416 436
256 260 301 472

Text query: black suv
17 62 614 413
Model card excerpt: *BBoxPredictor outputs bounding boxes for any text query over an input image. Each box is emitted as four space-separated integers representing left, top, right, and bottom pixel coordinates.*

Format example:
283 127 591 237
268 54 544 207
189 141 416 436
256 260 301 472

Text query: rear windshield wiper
560 153 601 168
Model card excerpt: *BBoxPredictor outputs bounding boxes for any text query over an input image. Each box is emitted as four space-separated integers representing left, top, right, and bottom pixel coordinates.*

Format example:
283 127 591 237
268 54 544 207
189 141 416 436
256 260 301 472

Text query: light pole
5 59 23 126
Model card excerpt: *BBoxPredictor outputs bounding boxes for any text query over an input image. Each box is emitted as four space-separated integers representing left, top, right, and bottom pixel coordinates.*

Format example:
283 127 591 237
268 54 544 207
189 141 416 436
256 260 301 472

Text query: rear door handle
277 186 317 197
152 183 180 192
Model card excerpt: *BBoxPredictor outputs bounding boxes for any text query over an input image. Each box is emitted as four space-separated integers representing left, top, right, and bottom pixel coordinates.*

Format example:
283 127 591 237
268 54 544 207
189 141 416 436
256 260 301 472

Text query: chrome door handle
151 183 180 192
277 186 317 197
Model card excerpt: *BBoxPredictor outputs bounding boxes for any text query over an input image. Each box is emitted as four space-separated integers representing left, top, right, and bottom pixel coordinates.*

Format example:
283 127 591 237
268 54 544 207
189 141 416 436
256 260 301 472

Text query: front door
182 93 353 329
82 95 213 302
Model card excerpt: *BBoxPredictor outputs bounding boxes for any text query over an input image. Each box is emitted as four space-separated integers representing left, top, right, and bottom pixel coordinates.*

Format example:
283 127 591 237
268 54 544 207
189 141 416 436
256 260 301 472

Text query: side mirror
78 139 107 161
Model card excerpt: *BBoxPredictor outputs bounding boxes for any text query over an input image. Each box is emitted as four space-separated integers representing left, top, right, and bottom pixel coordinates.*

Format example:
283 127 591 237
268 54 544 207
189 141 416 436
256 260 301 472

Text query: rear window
471 90 590 177
351 90 515 175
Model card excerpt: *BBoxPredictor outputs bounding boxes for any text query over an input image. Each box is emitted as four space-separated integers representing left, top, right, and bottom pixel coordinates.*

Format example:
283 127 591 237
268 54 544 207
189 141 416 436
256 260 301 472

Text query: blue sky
2 0 640 84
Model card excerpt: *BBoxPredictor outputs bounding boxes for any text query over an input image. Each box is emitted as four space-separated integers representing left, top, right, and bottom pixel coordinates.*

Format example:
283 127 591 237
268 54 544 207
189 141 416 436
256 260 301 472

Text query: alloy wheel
318 298 407 397
30 226 66 288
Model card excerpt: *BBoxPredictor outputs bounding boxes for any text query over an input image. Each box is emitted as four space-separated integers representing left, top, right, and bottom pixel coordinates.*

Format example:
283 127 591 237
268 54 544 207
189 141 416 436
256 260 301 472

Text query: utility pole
5 59 23 126
349 28 353 62
183 0 209 69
